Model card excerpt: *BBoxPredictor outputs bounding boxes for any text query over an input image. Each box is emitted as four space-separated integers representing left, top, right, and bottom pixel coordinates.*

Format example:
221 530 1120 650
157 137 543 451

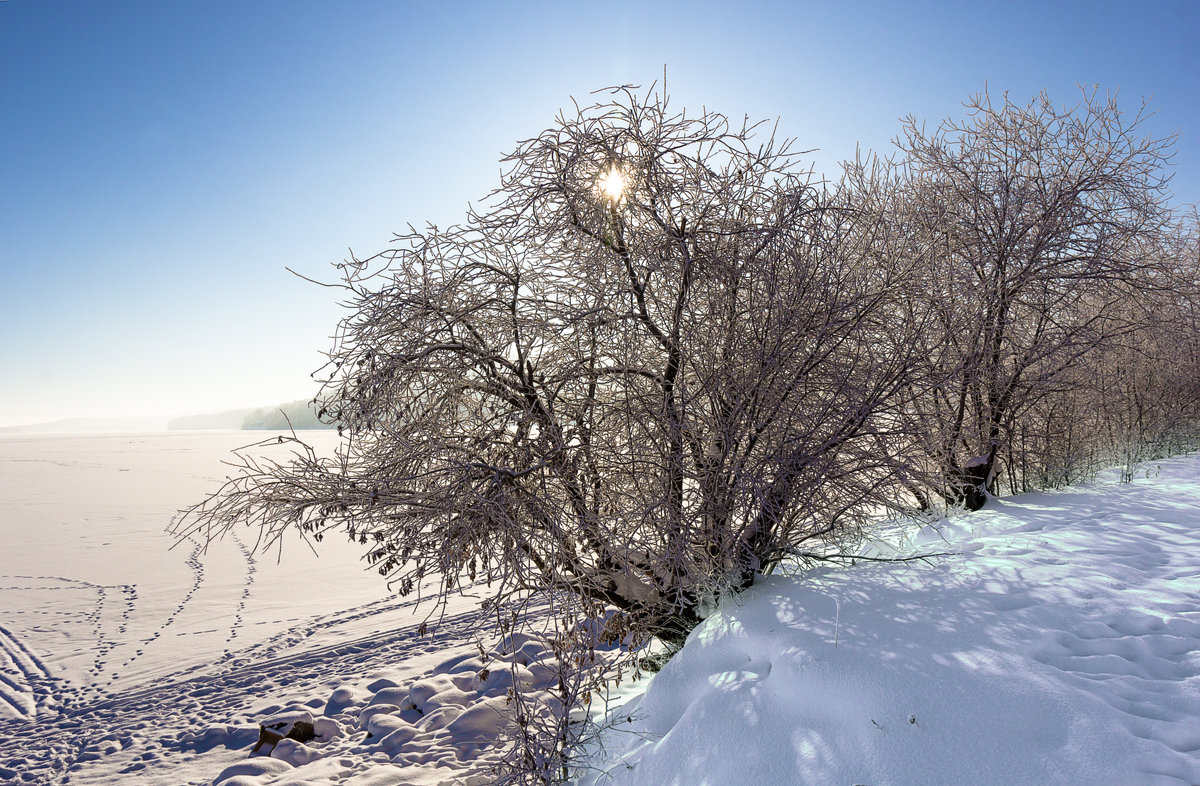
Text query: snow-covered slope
578 458 1200 785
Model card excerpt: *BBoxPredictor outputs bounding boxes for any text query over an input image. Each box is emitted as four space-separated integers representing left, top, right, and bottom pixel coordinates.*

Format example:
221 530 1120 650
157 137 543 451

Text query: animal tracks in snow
0 574 144 716
0 431 491 782
0 598 486 785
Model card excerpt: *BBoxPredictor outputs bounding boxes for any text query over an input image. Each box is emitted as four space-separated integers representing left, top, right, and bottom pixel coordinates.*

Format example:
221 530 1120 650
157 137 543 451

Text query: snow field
0 432 503 784
578 457 1200 785
0 431 388 711
4 434 1200 784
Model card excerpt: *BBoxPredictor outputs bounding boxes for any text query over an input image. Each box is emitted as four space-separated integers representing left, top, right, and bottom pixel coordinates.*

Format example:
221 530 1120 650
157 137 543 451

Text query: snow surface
1 433 1199 785
0 432 511 785
578 458 1200 785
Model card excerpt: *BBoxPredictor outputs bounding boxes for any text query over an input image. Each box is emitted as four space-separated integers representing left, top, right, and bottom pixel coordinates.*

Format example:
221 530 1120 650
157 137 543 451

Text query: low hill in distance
166 408 255 430
168 400 328 430
0 415 170 434
0 400 331 435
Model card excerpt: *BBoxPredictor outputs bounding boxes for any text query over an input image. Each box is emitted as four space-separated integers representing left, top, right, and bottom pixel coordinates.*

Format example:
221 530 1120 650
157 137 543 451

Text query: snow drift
578 457 1200 785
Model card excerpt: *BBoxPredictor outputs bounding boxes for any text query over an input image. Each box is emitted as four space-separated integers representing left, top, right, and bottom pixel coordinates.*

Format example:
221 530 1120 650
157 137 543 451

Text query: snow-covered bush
179 84 924 780
857 89 1184 508
178 84 1196 781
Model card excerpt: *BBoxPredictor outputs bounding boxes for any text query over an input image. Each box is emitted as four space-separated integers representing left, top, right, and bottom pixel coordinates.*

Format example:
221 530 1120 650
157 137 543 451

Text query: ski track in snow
0 623 56 719
0 574 139 716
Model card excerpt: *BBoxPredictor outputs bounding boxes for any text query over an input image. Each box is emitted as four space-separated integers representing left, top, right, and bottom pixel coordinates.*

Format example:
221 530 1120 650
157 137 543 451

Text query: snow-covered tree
1087 214 1200 482
181 85 921 649
178 85 1190 780
887 89 1177 508
180 85 932 781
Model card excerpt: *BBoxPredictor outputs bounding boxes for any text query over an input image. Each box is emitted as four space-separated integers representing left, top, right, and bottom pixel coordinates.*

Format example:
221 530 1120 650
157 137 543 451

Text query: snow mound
580 455 1200 785
203 634 564 785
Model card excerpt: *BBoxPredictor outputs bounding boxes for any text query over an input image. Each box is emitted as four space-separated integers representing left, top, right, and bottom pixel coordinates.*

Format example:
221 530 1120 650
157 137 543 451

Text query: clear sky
2 0 1197 428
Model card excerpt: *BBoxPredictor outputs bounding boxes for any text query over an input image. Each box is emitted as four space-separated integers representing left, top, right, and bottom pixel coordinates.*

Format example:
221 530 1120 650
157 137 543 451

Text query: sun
597 166 628 202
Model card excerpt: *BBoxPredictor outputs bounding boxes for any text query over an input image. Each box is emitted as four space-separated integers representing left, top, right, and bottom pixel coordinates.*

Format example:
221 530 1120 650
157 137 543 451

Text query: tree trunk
947 455 992 510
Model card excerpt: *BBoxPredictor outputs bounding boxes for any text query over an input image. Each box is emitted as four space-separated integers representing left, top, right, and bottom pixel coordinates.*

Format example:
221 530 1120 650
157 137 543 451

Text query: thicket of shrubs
179 85 1199 782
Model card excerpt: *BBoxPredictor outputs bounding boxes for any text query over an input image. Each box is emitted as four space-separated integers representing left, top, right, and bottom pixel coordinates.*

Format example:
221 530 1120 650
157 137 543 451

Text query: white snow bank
579 456 1200 785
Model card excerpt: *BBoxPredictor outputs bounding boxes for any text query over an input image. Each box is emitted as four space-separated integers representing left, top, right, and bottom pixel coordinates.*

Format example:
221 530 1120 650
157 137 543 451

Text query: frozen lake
0 430 427 717
0 431 496 784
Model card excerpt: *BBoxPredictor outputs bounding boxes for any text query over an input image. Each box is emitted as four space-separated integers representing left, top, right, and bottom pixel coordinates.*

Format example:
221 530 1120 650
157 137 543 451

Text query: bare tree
183 84 922 638
887 88 1176 508
1086 213 1200 482
177 84 923 778
176 84 1194 780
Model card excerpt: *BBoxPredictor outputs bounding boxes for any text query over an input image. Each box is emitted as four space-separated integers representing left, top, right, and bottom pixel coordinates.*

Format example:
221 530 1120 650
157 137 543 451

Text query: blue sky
2 0 1197 427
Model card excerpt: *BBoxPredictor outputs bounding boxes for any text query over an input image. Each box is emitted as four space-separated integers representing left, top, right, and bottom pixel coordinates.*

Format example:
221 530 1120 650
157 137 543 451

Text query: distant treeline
166 400 330 431
240 399 328 430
